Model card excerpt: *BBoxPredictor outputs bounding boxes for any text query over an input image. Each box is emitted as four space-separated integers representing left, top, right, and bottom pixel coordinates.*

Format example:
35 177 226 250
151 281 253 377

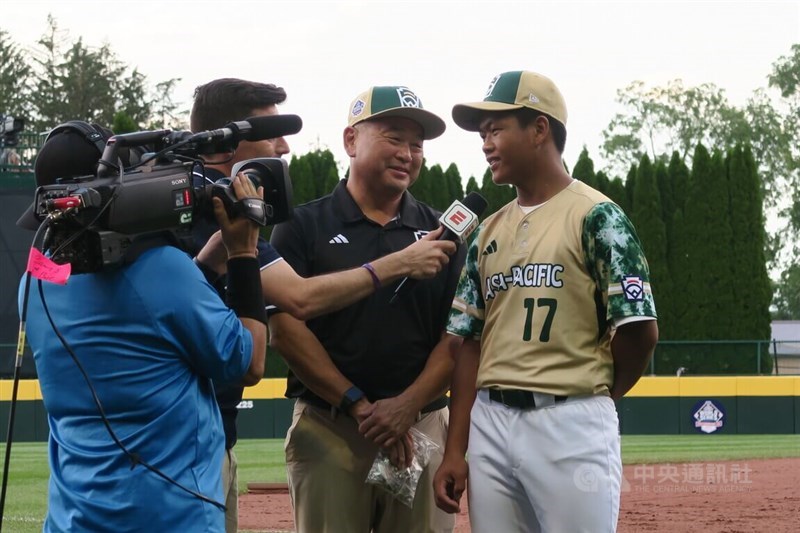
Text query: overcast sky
4 0 799 182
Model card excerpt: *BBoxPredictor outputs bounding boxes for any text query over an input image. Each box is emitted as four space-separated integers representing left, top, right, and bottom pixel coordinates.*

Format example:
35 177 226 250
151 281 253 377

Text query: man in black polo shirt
270 86 465 533
191 79 457 533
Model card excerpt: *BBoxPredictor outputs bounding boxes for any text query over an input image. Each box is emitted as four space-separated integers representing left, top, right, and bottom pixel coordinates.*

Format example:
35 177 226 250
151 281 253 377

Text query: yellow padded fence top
1 377 799 401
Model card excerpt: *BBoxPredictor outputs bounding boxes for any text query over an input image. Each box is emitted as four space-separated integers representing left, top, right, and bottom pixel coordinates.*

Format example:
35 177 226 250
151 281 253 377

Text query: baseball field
1 435 798 532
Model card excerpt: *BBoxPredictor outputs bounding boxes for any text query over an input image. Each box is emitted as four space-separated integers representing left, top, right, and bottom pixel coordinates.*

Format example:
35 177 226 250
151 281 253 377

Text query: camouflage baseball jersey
447 180 657 397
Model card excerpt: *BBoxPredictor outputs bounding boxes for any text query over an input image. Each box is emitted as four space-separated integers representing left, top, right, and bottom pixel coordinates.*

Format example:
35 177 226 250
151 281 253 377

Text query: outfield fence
648 339 800 376
3 339 798 379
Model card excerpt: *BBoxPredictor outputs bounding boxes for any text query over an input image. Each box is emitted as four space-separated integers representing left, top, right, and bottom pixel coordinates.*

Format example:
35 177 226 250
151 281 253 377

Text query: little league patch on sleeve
621 276 644 301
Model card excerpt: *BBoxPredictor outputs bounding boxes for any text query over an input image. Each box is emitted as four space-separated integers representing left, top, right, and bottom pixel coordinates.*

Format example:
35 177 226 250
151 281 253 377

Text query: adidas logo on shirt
329 234 349 244
482 240 498 256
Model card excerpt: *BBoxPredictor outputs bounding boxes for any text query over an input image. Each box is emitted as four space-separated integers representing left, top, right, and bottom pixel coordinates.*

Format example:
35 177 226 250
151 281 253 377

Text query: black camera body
33 123 295 273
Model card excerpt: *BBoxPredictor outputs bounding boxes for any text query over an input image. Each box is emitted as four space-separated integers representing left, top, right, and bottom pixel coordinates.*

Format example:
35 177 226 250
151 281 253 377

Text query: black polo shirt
270 179 465 406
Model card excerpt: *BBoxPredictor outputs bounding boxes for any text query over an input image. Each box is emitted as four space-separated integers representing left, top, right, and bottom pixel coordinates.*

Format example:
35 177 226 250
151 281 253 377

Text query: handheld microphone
389 192 488 304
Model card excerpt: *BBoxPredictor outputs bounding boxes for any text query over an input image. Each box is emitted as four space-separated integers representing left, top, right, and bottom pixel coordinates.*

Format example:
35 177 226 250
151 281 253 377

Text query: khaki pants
285 400 454 533
222 447 239 533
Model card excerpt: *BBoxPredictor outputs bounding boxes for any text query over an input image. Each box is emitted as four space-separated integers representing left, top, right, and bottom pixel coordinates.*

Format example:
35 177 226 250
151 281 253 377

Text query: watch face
347 389 363 401
341 386 365 410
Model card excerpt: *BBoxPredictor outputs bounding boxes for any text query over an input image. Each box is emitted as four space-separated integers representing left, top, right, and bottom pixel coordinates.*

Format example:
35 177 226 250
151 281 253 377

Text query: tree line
0 17 183 136
1 18 797 343
572 145 772 373
283 141 772 374
598 45 800 321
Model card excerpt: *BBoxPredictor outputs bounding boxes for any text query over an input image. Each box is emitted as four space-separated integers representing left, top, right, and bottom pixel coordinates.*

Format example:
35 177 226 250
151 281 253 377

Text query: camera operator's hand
213 173 263 259
195 231 227 276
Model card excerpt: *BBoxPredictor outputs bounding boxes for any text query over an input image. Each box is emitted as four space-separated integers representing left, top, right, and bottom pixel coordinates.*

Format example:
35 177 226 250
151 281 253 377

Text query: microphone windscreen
462 191 488 217
244 114 303 141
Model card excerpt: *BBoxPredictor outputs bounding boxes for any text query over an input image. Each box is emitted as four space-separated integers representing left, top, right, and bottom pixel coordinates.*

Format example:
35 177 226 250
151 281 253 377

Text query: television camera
32 114 301 273
0 115 24 147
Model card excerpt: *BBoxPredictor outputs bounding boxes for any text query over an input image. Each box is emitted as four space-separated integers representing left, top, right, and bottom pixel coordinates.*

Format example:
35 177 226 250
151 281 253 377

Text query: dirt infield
239 458 799 532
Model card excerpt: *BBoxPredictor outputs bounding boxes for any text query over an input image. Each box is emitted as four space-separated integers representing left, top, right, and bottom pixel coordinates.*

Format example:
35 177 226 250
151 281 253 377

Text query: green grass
0 435 798 532
0 442 50 533
234 439 289 490
621 434 800 464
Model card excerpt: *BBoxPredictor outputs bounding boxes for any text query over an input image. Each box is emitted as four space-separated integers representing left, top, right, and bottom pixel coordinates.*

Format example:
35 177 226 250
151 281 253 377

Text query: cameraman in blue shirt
20 123 268 532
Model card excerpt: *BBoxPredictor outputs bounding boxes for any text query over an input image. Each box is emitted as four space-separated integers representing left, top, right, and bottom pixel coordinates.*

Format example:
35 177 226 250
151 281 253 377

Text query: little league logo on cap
484 74 502 99
396 87 422 108
347 85 446 140
351 99 366 118
452 70 568 132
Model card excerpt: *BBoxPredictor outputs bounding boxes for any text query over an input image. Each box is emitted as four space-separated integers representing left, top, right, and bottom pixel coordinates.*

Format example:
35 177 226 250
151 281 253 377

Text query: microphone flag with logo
390 192 488 304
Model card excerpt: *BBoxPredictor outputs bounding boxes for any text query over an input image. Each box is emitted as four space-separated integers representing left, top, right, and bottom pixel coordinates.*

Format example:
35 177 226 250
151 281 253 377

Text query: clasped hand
351 397 417 469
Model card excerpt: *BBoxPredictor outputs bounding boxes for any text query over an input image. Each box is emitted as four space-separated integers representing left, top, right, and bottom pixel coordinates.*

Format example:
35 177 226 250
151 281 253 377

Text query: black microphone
190 120 251 144
111 129 172 147
243 114 303 141
389 192 488 304
190 114 303 145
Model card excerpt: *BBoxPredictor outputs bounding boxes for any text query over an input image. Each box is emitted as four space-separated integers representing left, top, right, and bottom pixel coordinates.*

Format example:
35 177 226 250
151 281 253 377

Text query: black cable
129 146 234 173
43 168 121 262
197 152 235 167
0 220 225 531
35 280 226 511
125 137 198 170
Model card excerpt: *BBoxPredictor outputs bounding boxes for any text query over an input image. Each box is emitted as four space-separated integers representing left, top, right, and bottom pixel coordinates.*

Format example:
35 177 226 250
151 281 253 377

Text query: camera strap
122 232 186 266
236 198 269 226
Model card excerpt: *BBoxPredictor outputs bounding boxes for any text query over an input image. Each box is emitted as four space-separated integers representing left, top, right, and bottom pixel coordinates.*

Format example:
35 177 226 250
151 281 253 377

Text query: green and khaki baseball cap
347 86 446 140
452 71 567 131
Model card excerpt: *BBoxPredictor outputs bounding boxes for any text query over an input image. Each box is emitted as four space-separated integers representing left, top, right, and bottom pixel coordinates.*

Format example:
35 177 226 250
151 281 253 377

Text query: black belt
300 394 448 415
488 389 567 410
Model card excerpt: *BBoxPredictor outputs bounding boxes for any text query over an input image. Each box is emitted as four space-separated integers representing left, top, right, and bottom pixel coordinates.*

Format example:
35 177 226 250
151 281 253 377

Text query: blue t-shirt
19 245 253 532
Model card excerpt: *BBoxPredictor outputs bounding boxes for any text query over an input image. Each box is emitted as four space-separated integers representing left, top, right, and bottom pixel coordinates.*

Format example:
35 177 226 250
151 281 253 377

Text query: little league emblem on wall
693 400 726 434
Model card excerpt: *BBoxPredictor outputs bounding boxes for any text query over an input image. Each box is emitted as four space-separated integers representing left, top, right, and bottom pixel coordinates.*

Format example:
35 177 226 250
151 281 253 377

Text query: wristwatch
339 386 366 413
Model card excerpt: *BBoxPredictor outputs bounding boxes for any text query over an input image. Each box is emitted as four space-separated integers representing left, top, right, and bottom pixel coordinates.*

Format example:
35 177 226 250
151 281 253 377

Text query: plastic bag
365 426 440 507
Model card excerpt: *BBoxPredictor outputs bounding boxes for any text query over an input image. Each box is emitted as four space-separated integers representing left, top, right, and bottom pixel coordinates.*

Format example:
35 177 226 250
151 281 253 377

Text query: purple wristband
361 262 381 290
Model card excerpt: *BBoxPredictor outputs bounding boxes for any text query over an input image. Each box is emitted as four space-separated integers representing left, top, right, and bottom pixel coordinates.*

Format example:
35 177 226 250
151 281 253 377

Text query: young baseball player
432 71 659 532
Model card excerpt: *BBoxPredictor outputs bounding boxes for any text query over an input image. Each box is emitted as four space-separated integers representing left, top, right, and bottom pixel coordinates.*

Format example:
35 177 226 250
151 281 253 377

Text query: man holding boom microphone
190 78 460 532
18 122 268 532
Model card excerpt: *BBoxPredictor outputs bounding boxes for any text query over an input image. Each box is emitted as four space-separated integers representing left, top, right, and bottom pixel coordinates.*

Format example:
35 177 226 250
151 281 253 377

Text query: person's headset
41 121 144 174
44 120 109 154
